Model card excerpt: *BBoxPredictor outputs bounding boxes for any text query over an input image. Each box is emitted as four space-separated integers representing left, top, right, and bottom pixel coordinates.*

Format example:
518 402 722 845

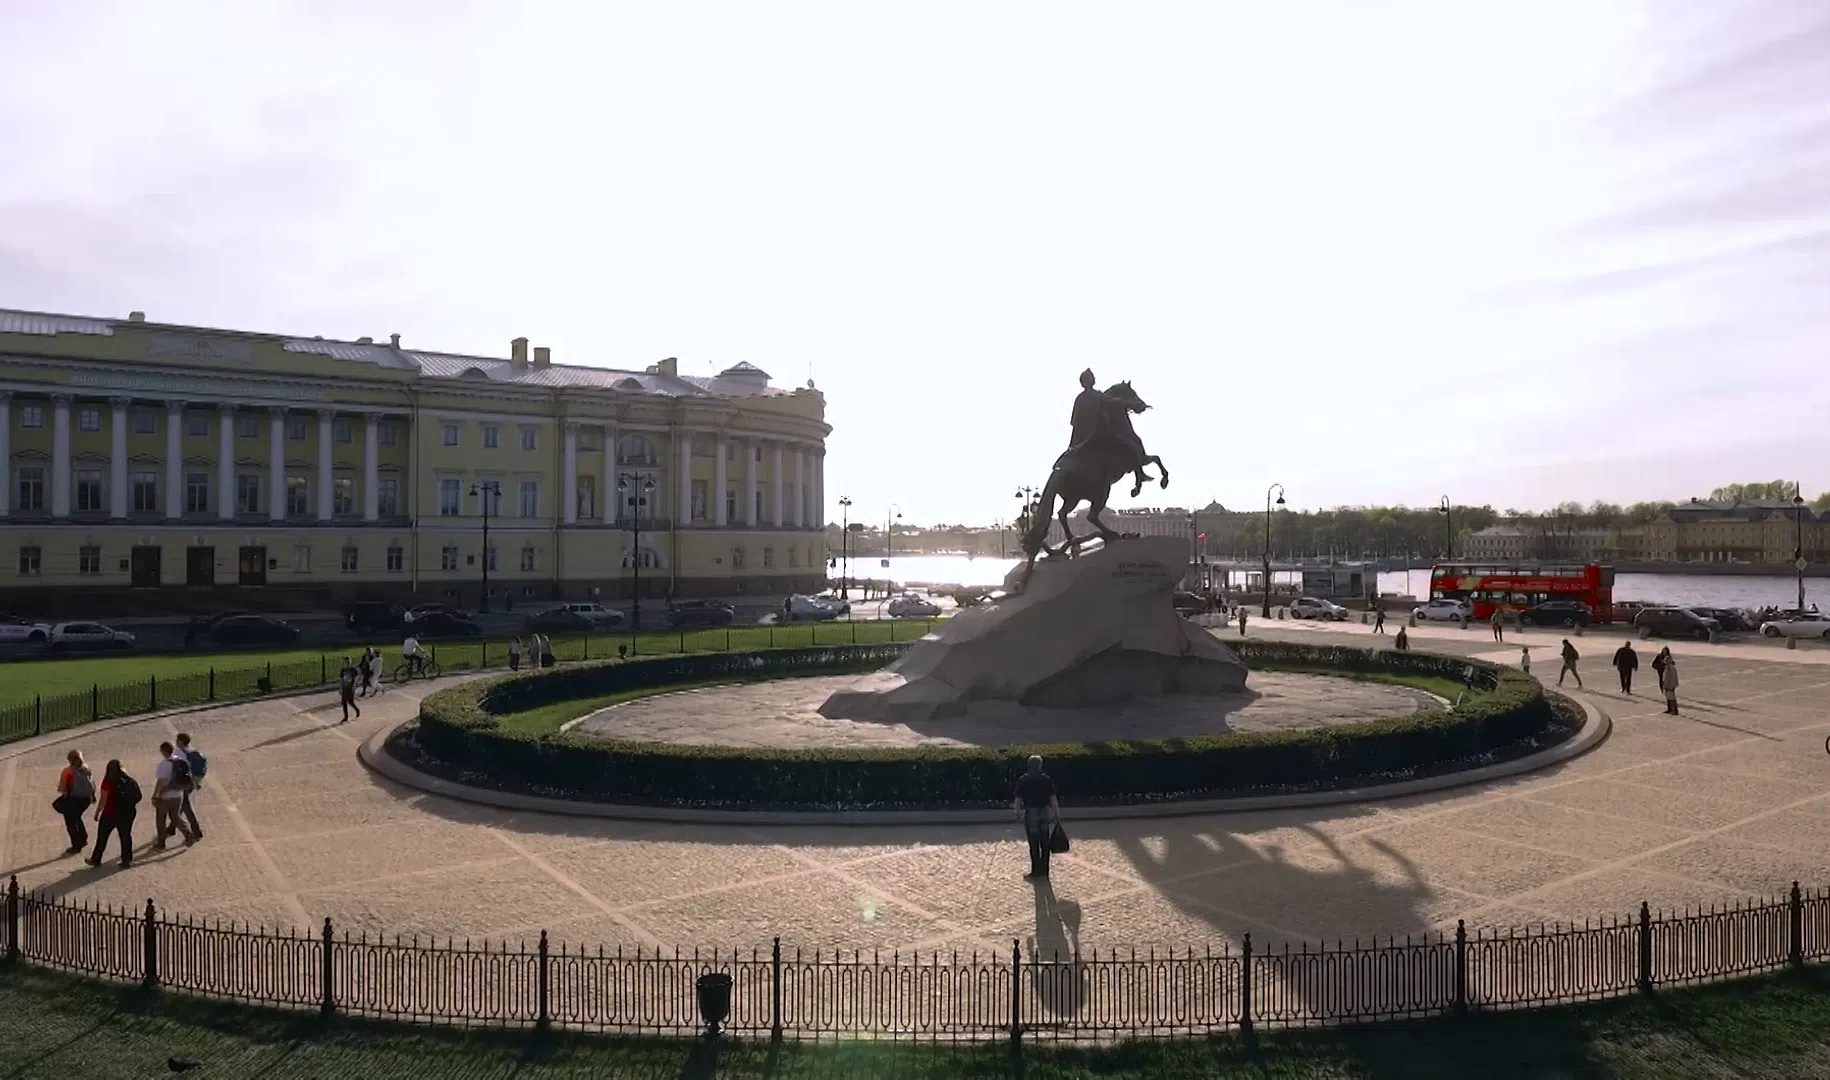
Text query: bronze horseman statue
1018 369 1169 573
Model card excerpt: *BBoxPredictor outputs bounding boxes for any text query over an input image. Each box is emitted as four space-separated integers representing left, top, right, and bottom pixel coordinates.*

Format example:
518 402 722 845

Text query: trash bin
696 972 733 1038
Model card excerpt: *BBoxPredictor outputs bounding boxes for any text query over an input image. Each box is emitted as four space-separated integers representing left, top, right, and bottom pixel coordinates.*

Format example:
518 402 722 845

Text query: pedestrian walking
175 733 206 840
1557 639 1582 688
1651 645 1669 690
54 749 95 854
152 741 197 849
1519 645 1531 674
86 759 140 868
1373 607 1386 634
1658 650 1680 714
508 636 523 672
1013 755 1061 879
540 633 556 668
1395 626 1410 651
338 658 361 722
1491 609 1505 642
1237 608 1248 637
1612 641 1638 695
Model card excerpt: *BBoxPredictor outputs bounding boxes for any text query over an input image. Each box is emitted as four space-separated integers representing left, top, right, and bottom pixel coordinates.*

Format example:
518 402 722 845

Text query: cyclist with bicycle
401 633 425 679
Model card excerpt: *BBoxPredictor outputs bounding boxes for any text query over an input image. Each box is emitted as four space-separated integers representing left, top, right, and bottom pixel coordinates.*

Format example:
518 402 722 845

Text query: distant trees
1706 480 1801 503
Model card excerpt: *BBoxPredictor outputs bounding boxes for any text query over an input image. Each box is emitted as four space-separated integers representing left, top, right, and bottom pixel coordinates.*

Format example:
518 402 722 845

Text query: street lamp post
1263 484 1285 618
1794 493 1808 614
617 473 657 637
884 505 902 595
469 481 499 613
838 495 853 599
1438 495 1453 561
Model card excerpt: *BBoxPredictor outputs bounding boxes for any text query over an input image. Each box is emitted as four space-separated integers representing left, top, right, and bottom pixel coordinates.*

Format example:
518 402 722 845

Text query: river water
840 555 1815 610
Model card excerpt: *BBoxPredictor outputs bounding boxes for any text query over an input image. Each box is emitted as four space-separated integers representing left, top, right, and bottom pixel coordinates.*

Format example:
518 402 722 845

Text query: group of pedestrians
508 634 556 671
53 734 208 869
1541 638 1681 714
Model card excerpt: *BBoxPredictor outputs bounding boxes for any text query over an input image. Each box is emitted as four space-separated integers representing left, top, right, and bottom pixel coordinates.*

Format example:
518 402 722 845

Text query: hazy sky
3 1 1827 526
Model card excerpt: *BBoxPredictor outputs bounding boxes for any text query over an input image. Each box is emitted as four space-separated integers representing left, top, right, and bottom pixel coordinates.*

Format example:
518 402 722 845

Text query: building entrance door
186 546 216 587
130 546 162 588
238 546 267 587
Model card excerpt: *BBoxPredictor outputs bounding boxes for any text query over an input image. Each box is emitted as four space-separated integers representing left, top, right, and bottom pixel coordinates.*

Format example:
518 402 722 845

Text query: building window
518 480 539 518
755 445 763 462
185 472 210 514
386 544 404 572
75 469 103 513
16 467 44 512
519 426 538 451
727 487 737 522
18 546 41 576
132 410 156 435
286 417 308 441
19 405 44 429
185 411 209 437
132 471 159 513
441 423 459 447
623 547 659 569
78 408 101 432
576 479 595 519
481 425 499 449
520 546 537 572
732 546 746 570
754 489 763 522
333 419 353 444
378 421 399 447
236 474 261 514
789 545 799 568
378 477 399 517
762 545 774 569
341 546 358 572
618 434 656 466
438 478 461 516
440 545 458 571
333 476 354 516
236 413 259 439
293 545 311 572
286 475 309 516
484 547 498 572
78 545 100 575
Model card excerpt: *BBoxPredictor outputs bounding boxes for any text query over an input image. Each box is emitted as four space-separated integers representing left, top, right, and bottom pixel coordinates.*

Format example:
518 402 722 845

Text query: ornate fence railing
6 877 1826 1042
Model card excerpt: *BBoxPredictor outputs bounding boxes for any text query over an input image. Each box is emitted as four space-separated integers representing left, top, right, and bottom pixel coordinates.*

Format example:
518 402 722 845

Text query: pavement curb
357 695 1612 826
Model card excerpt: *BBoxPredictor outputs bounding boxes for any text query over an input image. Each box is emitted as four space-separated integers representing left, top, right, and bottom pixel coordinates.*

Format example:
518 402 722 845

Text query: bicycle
391 656 443 684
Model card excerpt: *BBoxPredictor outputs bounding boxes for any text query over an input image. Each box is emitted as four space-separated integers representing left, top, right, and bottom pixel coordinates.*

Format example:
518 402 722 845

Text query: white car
887 595 941 618
783 595 843 622
1412 598 1473 623
553 602 625 627
1287 597 1349 621
48 622 136 653
0 616 52 644
1760 614 1830 640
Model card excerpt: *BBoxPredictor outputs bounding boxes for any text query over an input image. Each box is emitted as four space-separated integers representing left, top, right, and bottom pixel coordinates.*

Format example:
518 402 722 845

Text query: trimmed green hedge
414 641 1571 809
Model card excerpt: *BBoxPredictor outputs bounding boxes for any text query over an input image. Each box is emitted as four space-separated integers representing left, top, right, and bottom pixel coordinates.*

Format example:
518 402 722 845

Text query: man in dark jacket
1558 639 1583 688
1612 641 1639 695
1014 756 1061 879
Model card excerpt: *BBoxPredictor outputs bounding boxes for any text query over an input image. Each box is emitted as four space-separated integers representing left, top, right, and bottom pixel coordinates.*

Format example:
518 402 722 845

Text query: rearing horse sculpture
1019 380 1169 573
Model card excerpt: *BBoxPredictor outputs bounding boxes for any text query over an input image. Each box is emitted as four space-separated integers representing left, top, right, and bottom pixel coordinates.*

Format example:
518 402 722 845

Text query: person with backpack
86 759 139 868
338 658 361 722
54 749 95 854
152 741 197 849
1558 639 1583 689
175 732 207 840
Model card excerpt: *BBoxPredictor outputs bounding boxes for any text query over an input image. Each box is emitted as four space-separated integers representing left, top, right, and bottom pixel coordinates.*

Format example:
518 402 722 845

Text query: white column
363 413 381 521
50 394 72 519
217 406 236 520
316 409 334 521
791 449 805 528
0 392 9 517
743 438 758 526
815 451 825 531
611 422 625 523
562 423 579 525
268 408 286 521
714 434 728 527
770 443 784 526
165 400 185 519
109 398 130 519
677 429 693 525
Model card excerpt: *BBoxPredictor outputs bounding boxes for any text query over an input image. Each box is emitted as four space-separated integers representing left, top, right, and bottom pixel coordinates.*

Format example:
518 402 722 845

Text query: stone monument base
819 536 1246 725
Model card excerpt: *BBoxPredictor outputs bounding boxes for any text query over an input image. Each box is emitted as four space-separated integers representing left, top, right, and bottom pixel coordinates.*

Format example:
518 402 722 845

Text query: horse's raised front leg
1129 465 1152 499
1147 455 1169 489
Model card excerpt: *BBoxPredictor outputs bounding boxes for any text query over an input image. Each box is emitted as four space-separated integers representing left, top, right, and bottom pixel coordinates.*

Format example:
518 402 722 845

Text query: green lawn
5 962 1830 1078
0 619 936 708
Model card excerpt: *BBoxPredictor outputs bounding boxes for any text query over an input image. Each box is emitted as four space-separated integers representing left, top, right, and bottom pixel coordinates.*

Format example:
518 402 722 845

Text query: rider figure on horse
1060 369 1143 473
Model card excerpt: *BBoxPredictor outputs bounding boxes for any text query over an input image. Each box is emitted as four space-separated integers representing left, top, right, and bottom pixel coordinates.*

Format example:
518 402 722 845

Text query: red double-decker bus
1428 563 1616 623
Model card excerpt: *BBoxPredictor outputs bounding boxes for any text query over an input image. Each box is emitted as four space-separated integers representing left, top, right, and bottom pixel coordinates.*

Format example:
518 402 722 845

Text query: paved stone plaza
573 671 1438 748
4 625 1830 962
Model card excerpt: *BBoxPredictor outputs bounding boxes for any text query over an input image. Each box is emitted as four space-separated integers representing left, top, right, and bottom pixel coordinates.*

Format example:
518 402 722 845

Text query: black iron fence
7 877 1828 1042
0 618 937 746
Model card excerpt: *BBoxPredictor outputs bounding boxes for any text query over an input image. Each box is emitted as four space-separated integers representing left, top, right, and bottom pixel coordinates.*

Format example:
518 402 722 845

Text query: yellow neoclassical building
0 308 830 616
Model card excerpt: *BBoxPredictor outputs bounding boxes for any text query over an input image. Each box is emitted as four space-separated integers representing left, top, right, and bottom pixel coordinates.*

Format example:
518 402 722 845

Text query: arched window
762 545 774 569
621 547 663 569
618 434 657 466
732 546 747 570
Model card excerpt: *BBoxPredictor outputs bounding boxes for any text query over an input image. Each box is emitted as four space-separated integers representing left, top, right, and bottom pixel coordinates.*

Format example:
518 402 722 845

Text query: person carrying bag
53 749 95 855
1014 755 1063 879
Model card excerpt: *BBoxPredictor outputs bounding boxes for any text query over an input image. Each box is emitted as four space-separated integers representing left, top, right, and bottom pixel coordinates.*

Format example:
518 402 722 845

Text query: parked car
1411 598 1473 623
403 603 465 625
887 595 941 618
345 602 405 634
1288 597 1349 621
547 602 625 628
1172 590 1210 615
1634 606 1718 641
48 622 135 653
1519 600 1592 628
783 595 842 622
1760 613 1830 640
667 600 737 629
522 607 596 634
412 610 483 639
812 590 853 615
0 616 52 644
208 615 302 647
1688 606 1758 632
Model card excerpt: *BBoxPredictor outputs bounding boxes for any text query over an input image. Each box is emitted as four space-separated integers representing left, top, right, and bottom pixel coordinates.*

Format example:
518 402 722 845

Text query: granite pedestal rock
818 536 1246 724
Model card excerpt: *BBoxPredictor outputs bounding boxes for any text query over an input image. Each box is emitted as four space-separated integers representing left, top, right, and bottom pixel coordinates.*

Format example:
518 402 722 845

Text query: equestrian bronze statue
1019 370 1169 570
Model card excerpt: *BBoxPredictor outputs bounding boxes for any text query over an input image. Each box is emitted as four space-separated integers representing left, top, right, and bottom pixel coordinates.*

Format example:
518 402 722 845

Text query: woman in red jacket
85 759 138 869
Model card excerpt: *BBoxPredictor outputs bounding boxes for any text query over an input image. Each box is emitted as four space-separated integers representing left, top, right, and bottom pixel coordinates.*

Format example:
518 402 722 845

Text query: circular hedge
411 641 1579 810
